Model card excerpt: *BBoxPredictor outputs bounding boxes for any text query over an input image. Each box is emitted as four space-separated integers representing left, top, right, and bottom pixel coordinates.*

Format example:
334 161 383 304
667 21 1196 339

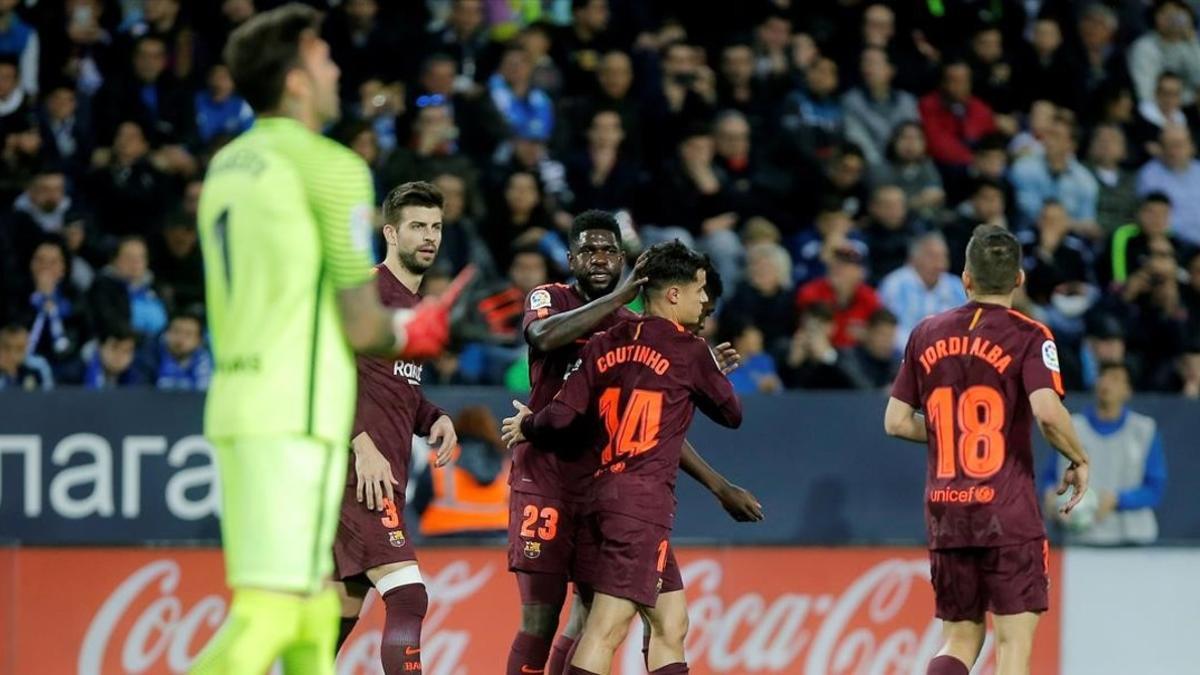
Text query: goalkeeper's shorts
211 436 347 594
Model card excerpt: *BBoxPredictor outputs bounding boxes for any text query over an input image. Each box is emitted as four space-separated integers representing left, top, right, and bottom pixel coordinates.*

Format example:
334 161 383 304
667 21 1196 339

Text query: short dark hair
169 307 205 328
641 240 707 294
101 322 137 343
1097 360 1130 377
971 176 1006 197
867 307 898 328
383 181 444 224
1141 191 1172 208
568 209 621 248
224 4 323 113
702 255 724 300
965 225 1022 294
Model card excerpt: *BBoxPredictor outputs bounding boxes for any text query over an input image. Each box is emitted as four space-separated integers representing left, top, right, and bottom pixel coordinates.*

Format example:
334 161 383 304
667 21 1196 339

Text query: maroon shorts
930 538 1049 622
573 510 673 608
659 548 683 594
507 491 580 576
332 484 416 582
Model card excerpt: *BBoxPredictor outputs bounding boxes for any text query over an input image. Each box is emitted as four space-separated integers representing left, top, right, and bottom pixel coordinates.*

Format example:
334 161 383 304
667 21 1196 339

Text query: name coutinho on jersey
595 344 671 375
917 336 1013 375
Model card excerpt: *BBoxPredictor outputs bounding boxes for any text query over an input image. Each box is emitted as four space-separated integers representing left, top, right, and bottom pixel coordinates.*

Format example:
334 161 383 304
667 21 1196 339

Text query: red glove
394 265 475 360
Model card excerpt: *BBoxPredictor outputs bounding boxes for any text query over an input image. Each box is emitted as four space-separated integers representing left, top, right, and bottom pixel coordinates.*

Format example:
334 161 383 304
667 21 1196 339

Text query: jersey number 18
927 385 1006 480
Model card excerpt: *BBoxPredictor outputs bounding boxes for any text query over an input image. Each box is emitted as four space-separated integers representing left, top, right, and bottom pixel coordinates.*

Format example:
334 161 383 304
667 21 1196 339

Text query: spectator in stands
565 108 638 213
751 11 794 88
1042 362 1165 545
842 46 917 166
1088 123 1139 237
86 121 176 241
1010 112 1100 236
426 0 492 89
0 0 37 95
149 211 203 313
919 60 997 171
967 25 1018 116
0 322 52 390
517 23 560 97
716 42 781 138
9 169 76 265
862 185 919 284
779 55 843 162
1131 71 1191 158
1020 200 1098 350
1129 0 1200 105
331 118 384 200
1018 17 1078 110
724 242 796 355
412 52 506 160
322 0 410 102
489 44 554 149
381 97 479 210
945 178 1009 274
869 121 944 221
119 0 192 81
350 78 403 157
721 318 782 395
77 323 143 389
1073 3 1129 118
17 238 89 375
1171 341 1200 398
1182 249 1200 321
777 303 853 389
431 172 494 279
193 63 252 147
652 40 718 155
37 82 91 179
1102 192 1195 287
153 309 210 391
482 170 556 273
88 235 167 340
1079 311 1132 391
95 35 194 147
0 56 39 202
805 141 869 224
1137 124 1200 246
1120 235 1191 389
796 244 882 349
837 307 901 389
559 50 643 162
879 232 965 350
788 207 866 286
553 0 614 97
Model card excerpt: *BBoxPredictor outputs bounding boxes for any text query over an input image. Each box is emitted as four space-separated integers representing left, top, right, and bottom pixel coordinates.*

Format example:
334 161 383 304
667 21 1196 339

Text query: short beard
576 274 618 299
398 249 433 276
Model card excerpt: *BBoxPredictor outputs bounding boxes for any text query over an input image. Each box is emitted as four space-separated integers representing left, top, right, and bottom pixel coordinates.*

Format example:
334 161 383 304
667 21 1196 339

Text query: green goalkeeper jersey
198 117 376 444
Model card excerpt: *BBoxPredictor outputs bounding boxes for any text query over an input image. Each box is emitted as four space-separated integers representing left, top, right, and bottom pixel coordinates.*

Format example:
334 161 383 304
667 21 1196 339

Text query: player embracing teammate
885 225 1090 675
501 214 760 675
504 240 748 675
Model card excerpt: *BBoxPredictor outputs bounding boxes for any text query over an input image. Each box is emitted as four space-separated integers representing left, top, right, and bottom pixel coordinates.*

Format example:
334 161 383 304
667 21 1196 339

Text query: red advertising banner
0 547 1059 674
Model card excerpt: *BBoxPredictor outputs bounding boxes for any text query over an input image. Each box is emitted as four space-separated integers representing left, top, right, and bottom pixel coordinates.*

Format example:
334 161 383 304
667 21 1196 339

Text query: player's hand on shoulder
501 400 532 448
716 483 765 522
711 341 742 375
351 432 398 512
429 415 458 467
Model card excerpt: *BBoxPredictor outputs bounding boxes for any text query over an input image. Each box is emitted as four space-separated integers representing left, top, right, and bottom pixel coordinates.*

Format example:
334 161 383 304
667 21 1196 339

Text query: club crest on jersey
523 541 542 559
1041 340 1060 373
388 530 407 548
529 289 552 310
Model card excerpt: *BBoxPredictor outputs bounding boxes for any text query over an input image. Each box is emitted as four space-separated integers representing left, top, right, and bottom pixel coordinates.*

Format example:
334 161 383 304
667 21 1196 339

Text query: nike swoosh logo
406 646 421 655
521 667 543 674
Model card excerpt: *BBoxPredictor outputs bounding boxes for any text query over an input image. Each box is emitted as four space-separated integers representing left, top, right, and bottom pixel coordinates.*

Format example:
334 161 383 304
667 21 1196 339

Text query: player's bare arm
884 397 929 443
351 431 398 512
1029 388 1091 513
335 265 474 357
680 440 764 521
525 255 647 352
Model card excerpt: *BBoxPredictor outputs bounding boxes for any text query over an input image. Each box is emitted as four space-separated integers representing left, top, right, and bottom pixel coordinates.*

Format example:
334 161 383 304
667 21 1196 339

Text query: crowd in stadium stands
1 0 1200 398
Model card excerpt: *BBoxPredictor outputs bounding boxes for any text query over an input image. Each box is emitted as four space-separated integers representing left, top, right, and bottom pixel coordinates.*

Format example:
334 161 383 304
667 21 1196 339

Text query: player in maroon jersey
503 241 743 675
330 182 459 673
505 213 761 675
884 225 1090 675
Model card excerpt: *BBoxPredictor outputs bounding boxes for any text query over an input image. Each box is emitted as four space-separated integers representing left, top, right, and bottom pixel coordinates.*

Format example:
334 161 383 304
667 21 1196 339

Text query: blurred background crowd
1 0 1200 398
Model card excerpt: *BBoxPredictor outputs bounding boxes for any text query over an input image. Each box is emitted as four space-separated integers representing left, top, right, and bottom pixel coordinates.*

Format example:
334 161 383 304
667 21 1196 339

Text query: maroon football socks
927 655 970 675
565 667 600 675
507 631 552 675
380 584 427 673
546 634 576 674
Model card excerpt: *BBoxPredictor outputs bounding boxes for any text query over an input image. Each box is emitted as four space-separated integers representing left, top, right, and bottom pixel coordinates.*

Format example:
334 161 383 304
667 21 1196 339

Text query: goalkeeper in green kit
189 5 473 673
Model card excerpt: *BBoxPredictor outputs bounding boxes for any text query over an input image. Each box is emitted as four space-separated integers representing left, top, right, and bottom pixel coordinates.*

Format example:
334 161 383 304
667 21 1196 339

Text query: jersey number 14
927 385 1006 479
599 387 663 465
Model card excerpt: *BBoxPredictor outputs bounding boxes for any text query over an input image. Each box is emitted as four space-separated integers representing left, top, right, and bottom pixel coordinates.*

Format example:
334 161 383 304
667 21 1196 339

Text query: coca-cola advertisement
0 547 1060 674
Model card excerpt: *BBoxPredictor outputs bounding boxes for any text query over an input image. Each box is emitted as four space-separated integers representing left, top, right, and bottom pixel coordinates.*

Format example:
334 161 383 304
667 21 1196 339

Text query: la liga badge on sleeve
529 289 552 310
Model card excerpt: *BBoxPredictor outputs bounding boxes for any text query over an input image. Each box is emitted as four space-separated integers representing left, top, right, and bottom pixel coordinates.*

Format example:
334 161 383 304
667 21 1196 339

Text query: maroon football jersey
521 316 742 528
890 301 1065 549
510 283 638 499
349 265 445 485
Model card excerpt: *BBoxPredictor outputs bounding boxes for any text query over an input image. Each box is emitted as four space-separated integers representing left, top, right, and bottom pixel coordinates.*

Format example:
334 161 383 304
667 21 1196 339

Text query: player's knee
520 603 560 639
662 611 689 647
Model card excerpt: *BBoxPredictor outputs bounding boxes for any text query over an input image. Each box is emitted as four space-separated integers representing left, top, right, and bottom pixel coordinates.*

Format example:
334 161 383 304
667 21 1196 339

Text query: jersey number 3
927 385 1006 479
599 388 663 465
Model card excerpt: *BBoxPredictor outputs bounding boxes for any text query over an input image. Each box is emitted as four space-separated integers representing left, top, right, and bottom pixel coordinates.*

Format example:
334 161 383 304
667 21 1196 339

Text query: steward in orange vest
416 406 510 537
